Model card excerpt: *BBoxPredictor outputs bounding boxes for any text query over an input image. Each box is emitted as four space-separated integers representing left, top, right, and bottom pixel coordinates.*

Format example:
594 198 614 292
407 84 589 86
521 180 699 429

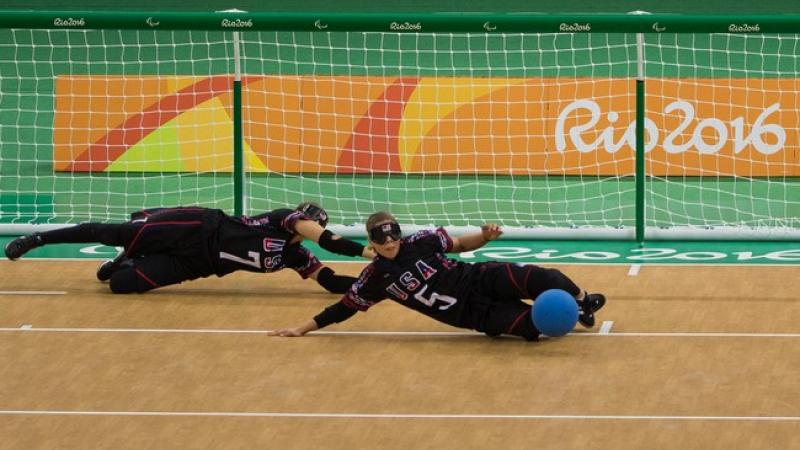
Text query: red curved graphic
65 76 256 172
337 77 420 173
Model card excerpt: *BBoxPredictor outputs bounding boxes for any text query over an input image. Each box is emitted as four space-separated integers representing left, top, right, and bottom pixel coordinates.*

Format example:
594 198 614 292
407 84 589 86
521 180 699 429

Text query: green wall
3 0 800 13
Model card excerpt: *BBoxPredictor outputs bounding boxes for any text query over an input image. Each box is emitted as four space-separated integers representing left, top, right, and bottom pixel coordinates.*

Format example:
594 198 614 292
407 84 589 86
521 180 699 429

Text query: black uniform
113 207 322 293
315 228 581 340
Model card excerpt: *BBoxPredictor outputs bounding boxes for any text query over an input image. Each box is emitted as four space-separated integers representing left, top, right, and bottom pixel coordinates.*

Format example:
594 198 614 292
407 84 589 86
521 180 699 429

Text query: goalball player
269 211 606 341
4 203 372 294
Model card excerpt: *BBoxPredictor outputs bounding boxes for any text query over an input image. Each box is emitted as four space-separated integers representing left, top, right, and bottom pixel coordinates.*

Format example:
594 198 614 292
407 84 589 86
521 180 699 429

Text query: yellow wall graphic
53 75 800 176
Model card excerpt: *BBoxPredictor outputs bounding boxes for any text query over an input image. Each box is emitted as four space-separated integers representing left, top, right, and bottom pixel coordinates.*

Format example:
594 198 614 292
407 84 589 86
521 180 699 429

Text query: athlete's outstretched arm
294 220 376 259
268 319 319 337
269 300 358 337
308 266 357 294
450 223 503 253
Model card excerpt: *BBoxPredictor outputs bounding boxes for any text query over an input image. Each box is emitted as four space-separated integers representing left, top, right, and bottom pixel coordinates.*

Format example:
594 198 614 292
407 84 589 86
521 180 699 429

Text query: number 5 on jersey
414 285 457 310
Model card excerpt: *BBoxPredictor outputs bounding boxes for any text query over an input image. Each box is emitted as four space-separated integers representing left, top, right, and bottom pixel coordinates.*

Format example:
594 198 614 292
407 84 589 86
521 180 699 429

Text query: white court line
599 321 614 334
0 326 799 338
0 327 479 337
627 264 641 276
0 291 66 295
0 410 797 421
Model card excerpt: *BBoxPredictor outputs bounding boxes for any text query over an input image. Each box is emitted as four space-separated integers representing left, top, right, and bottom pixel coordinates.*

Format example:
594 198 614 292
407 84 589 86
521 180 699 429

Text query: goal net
0 28 236 226
1 13 798 239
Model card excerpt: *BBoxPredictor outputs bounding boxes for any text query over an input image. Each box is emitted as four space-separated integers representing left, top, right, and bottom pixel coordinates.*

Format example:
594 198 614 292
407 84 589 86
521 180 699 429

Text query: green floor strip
3 237 798 265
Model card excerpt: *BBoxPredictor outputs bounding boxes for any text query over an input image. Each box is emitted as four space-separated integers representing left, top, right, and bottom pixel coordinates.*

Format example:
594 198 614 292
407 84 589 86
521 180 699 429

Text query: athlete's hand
363 246 377 260
480 223 503 241
268 327 307 337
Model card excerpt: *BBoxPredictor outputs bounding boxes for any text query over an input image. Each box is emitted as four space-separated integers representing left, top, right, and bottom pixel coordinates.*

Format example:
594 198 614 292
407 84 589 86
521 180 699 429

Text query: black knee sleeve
509 315 540 342
479 303 541 342
109 267 154 294
482 314 539 341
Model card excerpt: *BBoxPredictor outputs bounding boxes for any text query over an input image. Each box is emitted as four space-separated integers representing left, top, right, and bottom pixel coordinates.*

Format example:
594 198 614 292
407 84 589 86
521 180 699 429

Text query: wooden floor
1 260 799 449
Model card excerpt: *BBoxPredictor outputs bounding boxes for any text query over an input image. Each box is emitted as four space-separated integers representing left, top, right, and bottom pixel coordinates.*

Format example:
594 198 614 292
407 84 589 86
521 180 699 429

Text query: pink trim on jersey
405 227 453 253
296 258 323 279
125 221 203 256
522 266 533 297
506 307 531 334
435 227 454 252
505 264 528 297
281 211 307 234
341 263 376 311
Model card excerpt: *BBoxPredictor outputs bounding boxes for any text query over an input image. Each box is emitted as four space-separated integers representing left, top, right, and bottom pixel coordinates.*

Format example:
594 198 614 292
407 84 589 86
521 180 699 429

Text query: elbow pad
316 267 357 294
318 229 364 257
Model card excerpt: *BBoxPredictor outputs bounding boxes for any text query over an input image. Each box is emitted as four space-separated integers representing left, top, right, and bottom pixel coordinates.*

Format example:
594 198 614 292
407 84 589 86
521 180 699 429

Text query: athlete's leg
479 263 605 328
4 234 45 260
122 208 213 257
38 223 137 246
107 209 216 289
108 254 208 294
4 223 138 260
479 262 581 300
480 299 540 341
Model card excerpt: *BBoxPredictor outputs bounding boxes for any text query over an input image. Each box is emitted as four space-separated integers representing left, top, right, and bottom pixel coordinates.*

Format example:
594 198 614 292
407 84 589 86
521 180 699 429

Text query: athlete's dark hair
296 201 329 228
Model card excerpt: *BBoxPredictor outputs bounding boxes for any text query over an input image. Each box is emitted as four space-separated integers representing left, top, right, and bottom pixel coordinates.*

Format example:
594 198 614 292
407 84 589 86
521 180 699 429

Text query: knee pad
109 267 152 294
514 316 541 342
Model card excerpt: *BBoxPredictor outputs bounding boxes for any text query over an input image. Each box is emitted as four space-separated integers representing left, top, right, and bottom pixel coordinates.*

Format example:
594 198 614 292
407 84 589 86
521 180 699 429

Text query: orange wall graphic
53 76 800 176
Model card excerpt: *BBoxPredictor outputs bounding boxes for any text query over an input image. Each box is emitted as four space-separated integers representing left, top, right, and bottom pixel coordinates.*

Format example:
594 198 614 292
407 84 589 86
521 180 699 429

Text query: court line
1 326 799 338
0 327 480 337
627 264 641 276
0 291 66 295
0 410 797 421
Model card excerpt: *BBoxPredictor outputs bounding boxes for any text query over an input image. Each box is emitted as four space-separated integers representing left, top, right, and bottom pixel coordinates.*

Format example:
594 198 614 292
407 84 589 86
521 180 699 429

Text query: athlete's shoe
4 233 43 260
577 292 606 328
96 252 133 281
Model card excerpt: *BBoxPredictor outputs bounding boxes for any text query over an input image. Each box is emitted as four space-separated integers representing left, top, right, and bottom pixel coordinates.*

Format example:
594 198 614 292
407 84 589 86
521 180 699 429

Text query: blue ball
532 289 579 337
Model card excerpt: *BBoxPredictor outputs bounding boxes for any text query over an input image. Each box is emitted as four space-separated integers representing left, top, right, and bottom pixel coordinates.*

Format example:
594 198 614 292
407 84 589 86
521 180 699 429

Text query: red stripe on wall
337 77 420 173
65 76 257 172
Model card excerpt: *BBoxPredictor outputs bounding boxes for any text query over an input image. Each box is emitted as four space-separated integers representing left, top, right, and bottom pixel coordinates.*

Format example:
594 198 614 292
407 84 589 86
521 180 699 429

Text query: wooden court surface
1 260 799 449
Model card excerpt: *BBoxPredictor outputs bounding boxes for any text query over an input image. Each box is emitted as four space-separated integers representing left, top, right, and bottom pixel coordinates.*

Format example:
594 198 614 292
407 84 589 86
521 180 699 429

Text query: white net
0 28 235 225
1 25 798 239
644 33 800 233
240 31 637 233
